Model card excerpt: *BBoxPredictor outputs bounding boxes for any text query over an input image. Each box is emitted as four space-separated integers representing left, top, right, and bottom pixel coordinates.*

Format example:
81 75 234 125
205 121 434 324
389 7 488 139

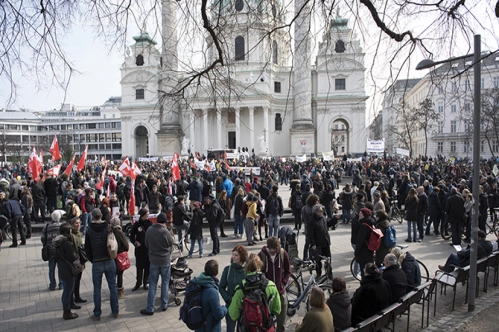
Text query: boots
118 287 125 299
63 310 78 320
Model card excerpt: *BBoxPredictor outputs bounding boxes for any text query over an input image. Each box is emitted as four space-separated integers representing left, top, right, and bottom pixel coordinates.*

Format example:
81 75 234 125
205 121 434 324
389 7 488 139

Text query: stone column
157 0 183 154
249 107 255 153
189 110 195 151
263 106 269 155
203 109 208 152
291 0 315 155
235 108 241 149
217 110 222 148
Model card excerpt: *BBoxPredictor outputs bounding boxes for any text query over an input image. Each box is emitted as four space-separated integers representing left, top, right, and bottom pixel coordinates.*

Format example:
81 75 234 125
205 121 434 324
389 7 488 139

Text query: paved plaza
1 182 498 331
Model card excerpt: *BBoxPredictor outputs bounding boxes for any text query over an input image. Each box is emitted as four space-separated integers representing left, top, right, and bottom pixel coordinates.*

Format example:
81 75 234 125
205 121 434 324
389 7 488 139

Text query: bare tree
387 102 417 158
481 88 499 159
412 98 440 157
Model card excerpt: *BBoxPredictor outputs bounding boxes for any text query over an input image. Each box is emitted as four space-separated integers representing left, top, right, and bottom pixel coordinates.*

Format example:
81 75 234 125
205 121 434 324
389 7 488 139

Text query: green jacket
219 262 245 305
228 272 281 321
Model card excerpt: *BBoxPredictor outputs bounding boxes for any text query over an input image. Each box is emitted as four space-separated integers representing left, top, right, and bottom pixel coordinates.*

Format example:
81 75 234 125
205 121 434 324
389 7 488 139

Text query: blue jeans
267 215 280 237
174 221 190 243
234 214 244 236
49 256 62 290
91 259 119 318
342 209 351 223
188 239 203 257
426 214 440 234
294 209 302 230
81 213 92 236
417 214 425 240
407 221 417 241
443 253 460 272
146 263 171 312
61 277 75 311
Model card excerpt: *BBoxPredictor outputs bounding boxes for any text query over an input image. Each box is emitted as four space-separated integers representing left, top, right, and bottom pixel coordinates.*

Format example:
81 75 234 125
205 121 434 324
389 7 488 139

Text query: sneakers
417 239 422 243
405 239 412 243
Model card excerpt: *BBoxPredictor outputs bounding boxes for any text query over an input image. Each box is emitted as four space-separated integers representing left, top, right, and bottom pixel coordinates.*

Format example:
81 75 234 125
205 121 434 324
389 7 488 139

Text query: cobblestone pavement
1 182 497 331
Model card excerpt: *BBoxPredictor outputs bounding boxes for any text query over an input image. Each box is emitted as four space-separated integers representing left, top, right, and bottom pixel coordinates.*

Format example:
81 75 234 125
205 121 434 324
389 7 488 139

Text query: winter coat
417 193 428 215
172 202 191 227
445 192 466 224
228 272 281 321
194 273 228 332
112 225 129 254
54 235 78 280
31 183 46 204
234 194 244 216
219 262 245 306
355 217 375 265
375 218 391 267
187 208 205 241
404 197 419 222
187 180 203 202
326 292 352 331
41 221 62 255
145 223 174 266
258 246 291 295
382 265 408 304
246 201 258 220
457 239 493 267
265 193 283 217
295 307 334 332
400 252 421 289
129 217 152 269
341 191 355 210
85 221 112 262
350 215 360 245
427 191 443 217
351 273 391 326
307 214 331 249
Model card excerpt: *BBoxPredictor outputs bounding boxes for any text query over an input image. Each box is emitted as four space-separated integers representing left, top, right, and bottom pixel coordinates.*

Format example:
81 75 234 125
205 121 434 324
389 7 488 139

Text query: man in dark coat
426 187 443 236
355 208 375 279
31 181 46 223
382 253 408 304
478 185 489 233
307 204 331 277
439 230 493 272
44 174 58 214
1 191 26 247
444 188 466 246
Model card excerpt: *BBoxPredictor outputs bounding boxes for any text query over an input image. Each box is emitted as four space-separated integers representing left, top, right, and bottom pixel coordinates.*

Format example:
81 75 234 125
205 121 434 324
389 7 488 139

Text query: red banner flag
63 153 76 177
118 156 131 177
130 162 141 180
47 164 62 176
76 145 88 172
171 153 181 181
128 179 136 216
28 147 41 181
95 165 107 191
49 135 61 161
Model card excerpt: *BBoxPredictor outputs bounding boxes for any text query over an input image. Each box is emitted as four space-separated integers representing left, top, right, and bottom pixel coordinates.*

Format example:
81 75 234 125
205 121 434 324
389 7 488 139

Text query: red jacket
258 246 291 295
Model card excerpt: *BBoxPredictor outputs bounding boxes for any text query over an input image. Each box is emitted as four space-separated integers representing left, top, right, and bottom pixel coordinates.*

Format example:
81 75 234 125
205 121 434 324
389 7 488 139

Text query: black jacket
129 217 152 269
427 191 443 217
355 217 375 265
327 292 352 331
401 252 421 289
188 208 205 241
351 273 391 326
55 235 78 280
382 265 408 304
85 221 111 263
31 183 46 204
445 192 466 224
307 214 331 249
404 197 419 222
172 202 191 227
458 239 493 267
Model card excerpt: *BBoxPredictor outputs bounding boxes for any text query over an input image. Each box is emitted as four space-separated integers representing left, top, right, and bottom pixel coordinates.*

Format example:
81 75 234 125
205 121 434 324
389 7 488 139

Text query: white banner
366 138 385 153
322 151 335 161
396 148 410 156
231 167 261 176
138 157 159 162
347 157 363 162
296 154 307 162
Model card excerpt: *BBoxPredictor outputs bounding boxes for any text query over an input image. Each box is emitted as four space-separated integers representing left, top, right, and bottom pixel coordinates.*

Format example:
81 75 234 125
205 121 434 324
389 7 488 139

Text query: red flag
28 147 41 180
171 153 181 181
63 153 76 176
95 165 107 190
190 161 197 169
130 162 141 180
47 164 62 176
101 156 107 168
225 160 232 171
224 151 228 160
128 179 136 215
49 135 61 161
118 156 131 177
76 145 88 172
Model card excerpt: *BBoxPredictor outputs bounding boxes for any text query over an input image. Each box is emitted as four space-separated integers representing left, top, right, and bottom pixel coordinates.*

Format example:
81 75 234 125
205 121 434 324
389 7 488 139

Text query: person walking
140 212 174 315
41 211 63 290
205 194 223 256
244 195 258 246
187 202 205 258
85 208 119 320
265 186 283 237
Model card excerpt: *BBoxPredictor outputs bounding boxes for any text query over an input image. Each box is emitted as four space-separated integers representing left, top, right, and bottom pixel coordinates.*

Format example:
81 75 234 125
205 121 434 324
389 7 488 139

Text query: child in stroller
169 257 193 305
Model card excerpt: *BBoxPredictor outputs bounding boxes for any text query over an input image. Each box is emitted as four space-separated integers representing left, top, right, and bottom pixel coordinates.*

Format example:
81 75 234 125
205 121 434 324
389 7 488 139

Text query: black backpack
294 193 303 210
268 196 279 216
116 183 125 199
179 278 206 330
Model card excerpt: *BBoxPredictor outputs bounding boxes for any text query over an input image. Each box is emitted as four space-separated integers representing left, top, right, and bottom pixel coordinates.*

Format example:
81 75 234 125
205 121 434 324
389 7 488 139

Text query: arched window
135 54 144 66
272 40 278 64
235 36 245 61
235 0 244 12
335 40 345 53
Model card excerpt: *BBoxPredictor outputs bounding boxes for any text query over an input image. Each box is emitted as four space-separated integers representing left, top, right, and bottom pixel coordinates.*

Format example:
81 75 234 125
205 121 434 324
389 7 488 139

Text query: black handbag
41 246 49 261
78 245 88 265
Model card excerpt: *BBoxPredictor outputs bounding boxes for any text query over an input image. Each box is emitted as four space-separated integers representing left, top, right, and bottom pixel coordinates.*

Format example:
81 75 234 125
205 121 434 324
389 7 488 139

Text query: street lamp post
416 34 481 312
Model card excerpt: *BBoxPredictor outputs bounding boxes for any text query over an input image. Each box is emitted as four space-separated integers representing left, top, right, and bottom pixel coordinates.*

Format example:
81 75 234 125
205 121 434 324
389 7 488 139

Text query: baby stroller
169 257 193 305
278 226 299 269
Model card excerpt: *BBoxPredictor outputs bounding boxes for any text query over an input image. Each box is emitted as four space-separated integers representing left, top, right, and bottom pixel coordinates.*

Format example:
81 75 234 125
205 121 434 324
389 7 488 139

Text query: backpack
383 225 397 248
294 193 303 210
179 278 206 330
116 183 125 199
163 194 174 212
107 225 118 259
268 196 279 216
238 278 275 332
363 223 384 251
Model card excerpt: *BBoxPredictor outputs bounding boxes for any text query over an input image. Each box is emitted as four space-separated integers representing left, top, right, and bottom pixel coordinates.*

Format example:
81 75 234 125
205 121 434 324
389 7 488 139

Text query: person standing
31 180 46 223
244 195 258 246
416 186 428 242
111 217 129 299
44 173 58 214
129 208 152 291
355 208 375 279
307 205 331 277
445 188 466 246
233 188 245 238
404 188 419 243
426 186 443 236
291 184 304 231
2 191 26 247
41 211 63 290
140 213 174 315
258 237 291 332
54 223 80 320
187 202 205 258
265 186 283 237
79 188 96 236
84 208 119 320
21 186 33 239
69 217 87 304
219 246 248 332
205 194 223 256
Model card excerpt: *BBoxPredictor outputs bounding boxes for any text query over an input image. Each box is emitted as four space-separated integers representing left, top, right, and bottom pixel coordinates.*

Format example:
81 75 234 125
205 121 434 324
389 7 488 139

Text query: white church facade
119 2 367 159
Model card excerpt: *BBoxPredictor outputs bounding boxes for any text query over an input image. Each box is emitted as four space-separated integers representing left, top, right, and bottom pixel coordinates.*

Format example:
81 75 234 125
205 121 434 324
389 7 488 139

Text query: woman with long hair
21 186 33 239
69 218 86 305
404 187 419 242
111 217 129 299
233 188 245 238
296 287 334 332
219 245 248 332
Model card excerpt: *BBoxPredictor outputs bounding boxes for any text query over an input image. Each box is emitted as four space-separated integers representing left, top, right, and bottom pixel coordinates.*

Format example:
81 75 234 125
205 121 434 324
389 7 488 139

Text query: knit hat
157 213 168 224
139 208 149 217
360 208 372 217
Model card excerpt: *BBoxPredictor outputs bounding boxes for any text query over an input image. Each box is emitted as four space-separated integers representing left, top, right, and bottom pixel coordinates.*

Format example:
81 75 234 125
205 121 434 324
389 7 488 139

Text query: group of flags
27 135 88 182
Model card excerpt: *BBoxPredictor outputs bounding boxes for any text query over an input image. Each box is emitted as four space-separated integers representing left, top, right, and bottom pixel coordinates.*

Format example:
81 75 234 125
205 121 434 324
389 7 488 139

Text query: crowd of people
2 153 499 329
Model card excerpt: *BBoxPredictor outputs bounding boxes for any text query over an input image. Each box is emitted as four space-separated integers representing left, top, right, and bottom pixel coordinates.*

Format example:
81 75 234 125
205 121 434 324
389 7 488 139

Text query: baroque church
119 1 367 158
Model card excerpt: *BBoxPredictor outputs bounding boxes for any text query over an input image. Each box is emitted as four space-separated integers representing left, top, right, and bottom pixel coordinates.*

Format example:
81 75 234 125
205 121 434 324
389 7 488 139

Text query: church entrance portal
330 120 349 156
135 126 149 158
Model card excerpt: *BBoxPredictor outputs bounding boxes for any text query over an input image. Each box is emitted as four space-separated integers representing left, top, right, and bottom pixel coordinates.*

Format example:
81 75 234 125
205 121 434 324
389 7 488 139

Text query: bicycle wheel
416 259 430 282
440 221 452 240
350 257 361 281
395 209 404 224
286 274 302 309
493 219 499 237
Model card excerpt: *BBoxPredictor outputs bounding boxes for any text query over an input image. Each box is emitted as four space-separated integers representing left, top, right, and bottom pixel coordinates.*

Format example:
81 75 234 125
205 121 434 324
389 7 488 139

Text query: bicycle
485 208 499 237
350 244 429 282
389 196 404 224
286 256 333 316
